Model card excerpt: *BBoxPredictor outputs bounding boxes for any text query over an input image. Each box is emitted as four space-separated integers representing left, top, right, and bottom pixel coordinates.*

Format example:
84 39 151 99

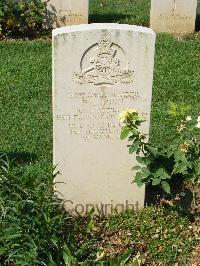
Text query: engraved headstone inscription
43 0 88 28
150 0 197 33
53 24 156 215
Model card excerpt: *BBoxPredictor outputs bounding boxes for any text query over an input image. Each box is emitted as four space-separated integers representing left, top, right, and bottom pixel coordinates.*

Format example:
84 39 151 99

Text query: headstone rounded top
52 21 156 215
52 23 156 37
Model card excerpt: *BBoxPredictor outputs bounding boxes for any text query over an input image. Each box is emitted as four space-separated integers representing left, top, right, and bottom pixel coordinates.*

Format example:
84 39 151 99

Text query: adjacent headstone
150 0 197 33
53 24 156 215
43 0 88 28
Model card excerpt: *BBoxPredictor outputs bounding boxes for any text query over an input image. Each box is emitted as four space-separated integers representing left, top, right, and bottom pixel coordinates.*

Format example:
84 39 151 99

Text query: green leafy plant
0 154 67 265
0 0 47 37
119 104 200 195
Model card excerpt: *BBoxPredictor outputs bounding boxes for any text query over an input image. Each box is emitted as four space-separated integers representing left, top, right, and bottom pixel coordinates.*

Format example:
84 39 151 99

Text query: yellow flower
118 108 138 123
118 110 127 123
180 143 189 153
127 108 137 114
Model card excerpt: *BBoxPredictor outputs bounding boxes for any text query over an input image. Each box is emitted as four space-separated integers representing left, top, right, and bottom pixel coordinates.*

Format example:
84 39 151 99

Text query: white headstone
53 24 156 215
150 0 197 33
43 0 88 28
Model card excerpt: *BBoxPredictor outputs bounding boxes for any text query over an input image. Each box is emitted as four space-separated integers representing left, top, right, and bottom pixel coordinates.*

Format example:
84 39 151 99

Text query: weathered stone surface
43 0 88 28
150 0 197 33
53 24 156 215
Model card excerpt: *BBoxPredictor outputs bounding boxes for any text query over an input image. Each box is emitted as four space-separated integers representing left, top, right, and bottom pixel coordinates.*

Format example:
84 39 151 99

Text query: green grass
0 41 52 174
151 34 200 147
89 0 150 26
0 0 200 265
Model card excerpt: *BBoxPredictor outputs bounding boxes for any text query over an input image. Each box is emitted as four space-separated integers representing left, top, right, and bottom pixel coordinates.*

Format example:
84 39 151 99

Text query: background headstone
53 24 156 215
150 0 197 33
43 0 88 28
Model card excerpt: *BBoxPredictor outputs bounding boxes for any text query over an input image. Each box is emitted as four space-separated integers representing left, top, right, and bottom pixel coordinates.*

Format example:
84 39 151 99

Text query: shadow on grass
0 151 37 166
195 14 200 31
89 13 133 23
145 180 194 214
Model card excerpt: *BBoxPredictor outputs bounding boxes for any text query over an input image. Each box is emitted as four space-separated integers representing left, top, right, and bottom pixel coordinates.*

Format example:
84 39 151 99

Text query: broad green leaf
136 156 150 166
130 127 138 136
152 178 161 186
141 167 151 178
120 126 131 140
154 168 170 180
136 156 144 164
129 141 139 154
146 145 158 156
131 165 141 171
161 181 170 194
173 161 188 174
174 150 187 162
134 172 144 187
162 144 178 158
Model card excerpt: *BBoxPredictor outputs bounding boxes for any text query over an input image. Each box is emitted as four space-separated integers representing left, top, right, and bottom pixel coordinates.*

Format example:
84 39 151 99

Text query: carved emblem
73 37 134 86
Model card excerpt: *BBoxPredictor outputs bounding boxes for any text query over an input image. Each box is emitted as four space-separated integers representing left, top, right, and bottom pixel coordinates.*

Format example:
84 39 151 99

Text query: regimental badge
73 37 134 86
